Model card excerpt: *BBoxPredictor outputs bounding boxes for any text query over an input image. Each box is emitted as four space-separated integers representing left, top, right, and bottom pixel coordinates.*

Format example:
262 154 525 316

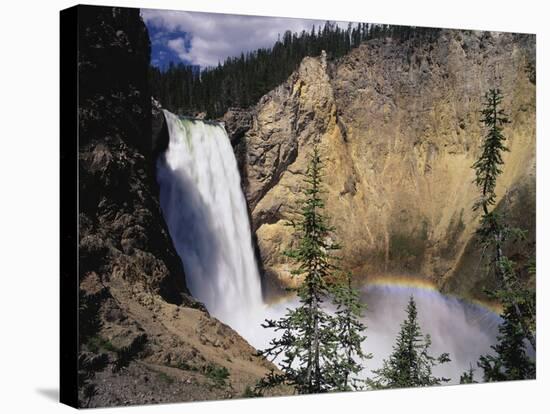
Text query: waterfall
154 111 504 380
157 110 264 332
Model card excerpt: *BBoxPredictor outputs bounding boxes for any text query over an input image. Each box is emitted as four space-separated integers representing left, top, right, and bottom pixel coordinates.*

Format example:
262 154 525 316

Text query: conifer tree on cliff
477 261 535 381
328 272 371 390
471 88 536 361
256 145 368 394
478 277 535 381
368 296 450 389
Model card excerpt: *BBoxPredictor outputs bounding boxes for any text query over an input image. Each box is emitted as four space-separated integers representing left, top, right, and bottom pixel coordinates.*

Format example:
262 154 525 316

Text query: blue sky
145 23 194 70
141 8 347 70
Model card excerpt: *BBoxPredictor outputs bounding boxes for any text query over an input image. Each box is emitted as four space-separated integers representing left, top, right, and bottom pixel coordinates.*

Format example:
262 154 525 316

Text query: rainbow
363 274 503 315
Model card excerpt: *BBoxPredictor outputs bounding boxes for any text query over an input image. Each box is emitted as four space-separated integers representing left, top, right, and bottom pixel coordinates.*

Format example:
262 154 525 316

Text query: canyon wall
228 31 535 302
77 6 273 407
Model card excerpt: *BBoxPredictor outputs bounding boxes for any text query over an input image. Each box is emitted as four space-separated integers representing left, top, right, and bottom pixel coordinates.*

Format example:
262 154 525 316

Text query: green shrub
242 385 259 398
204 364 230 386
86 336 117 353
157 372 175 385
113 334 147 372
176 361 194 371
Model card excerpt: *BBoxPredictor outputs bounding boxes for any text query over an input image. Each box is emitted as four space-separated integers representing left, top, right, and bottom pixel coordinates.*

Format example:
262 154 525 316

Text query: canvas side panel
59 5 79 409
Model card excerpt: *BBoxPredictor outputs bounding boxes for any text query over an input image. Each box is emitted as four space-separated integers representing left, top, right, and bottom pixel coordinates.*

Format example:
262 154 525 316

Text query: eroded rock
235 31 536 302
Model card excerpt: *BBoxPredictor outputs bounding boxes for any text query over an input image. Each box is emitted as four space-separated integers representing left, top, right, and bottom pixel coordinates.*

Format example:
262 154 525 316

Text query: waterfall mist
243 286 501 384
359 285 502 383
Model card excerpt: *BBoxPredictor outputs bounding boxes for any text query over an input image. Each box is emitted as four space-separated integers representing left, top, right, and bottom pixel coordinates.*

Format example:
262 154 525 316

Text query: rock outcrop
77 6 274 407
229 31 535 302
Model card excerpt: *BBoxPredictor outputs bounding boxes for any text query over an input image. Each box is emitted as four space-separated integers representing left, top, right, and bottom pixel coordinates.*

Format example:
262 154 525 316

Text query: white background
0 0 548 412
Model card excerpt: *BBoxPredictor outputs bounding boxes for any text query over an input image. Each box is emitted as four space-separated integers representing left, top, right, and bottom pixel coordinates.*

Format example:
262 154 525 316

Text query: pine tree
256 146 367 394
472 89 509 215
472 88 535 351
478 291 535 381
459 365 477 384
477 256 535 381
368 296 450 389
328 272 371 391
472 88 536 381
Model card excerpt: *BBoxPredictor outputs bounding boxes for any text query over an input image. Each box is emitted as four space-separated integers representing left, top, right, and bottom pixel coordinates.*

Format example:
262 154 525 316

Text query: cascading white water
157 110 263 331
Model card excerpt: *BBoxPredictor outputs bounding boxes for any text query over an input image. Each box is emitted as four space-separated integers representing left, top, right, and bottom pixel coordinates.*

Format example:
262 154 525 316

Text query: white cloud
141 8 351 67
166 37 187 60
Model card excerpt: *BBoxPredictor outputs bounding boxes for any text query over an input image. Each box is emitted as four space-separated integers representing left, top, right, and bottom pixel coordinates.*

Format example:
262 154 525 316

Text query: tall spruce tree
478 287 535 381
368 296 450 389
472 88 536 352
477 256 535 381
256 146 367 394
328 272 371 390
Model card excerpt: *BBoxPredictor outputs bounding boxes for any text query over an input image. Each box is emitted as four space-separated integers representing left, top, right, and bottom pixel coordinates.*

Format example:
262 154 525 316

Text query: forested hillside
149 22 441 117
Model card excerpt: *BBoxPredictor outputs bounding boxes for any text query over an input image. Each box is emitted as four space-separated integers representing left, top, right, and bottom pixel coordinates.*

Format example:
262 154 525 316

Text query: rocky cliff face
228 31 535 302
77 6 273 407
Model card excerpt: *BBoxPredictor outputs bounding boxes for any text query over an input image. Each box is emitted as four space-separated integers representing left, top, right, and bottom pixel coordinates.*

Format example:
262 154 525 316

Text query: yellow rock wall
240 31 535 302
